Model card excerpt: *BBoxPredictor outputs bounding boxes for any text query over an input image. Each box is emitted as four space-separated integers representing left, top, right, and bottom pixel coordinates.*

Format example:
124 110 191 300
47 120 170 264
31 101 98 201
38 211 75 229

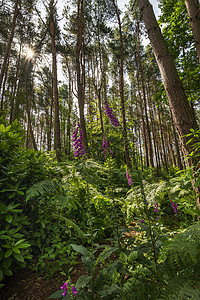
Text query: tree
76 0 90 157
111 0 131 168
135 0 200 207
49 0 61 161
135 0 199 159
185 0 200 64
0 0 19 95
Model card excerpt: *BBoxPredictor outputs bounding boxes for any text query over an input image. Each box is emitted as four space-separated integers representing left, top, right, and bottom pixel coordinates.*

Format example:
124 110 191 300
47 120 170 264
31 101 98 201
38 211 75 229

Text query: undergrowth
1 120 200 300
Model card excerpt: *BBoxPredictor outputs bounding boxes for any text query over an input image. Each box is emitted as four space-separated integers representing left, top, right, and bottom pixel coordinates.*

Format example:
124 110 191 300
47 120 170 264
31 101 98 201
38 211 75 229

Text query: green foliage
1 120 200 300
124 173 198 226
0 119 25 159
26 180 60 202
158 0 200 102
160 223 200 277
0 201 32 286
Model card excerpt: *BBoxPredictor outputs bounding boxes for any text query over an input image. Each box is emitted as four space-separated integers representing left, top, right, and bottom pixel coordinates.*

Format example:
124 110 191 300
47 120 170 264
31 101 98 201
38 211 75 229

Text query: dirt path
0 263 87 300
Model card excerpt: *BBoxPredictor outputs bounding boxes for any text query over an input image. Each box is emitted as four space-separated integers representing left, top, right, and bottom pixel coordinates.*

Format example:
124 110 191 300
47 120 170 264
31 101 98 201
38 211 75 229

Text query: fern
121 267 158 299
26 180 59 201
158 279 200 300
160 223 200 278
54 214 85 238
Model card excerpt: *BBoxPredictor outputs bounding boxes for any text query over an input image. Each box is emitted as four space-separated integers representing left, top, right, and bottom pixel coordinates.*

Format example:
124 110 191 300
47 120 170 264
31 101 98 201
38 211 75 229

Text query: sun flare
26 48 34 59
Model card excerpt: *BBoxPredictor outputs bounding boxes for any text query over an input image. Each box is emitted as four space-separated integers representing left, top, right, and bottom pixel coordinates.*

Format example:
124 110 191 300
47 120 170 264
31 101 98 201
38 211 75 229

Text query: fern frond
158 279 200 300
54 214 85 238
160 223 200 275
54 194 80 210
26 180 58 201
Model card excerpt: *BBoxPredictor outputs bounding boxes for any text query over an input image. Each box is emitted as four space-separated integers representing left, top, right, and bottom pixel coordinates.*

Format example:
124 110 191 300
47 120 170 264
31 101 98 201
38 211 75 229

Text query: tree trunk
136 73 149 167
50 0 61 162
169 108 183 170
0 0 19 94
157 105 168 172
76 0 89 157
136 0 199 159
185 0 200 64
65 56 73 156
136 25 154 168
112 0 131 168
25 66 37 151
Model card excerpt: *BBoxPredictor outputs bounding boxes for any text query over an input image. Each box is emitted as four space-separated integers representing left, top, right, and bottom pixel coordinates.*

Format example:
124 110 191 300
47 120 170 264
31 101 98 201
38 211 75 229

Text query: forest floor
0 261 87 300
0 227 140 300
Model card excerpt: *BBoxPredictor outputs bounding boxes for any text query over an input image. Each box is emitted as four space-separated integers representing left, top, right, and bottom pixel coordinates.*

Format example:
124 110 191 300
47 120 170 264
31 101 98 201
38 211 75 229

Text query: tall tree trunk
0 55 10 114
136 0 199 159
50 0 61 162
147 86 160 176
10 42 22 122
112 0 131 168
76 0 89 157
65 56 73 156
0 0 19 94
185 0 200 64
169 109 183 170
136 73 149 167
136 25 154 168
25 67 37 151
157 105 168 172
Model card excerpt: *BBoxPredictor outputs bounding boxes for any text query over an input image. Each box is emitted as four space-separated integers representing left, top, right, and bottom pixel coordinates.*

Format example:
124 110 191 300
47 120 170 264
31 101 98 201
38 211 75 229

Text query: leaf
97 284 121 297
14 239 26 246
26 180 58 201
5 249 12 258
75 275 92 290
0 270 3 281
13 247 20 253
4 269 12 276
71 244 90 256
13 252 24 262
5 214 12 223
17 243 31 249
48 290 63 298
3 257 11 269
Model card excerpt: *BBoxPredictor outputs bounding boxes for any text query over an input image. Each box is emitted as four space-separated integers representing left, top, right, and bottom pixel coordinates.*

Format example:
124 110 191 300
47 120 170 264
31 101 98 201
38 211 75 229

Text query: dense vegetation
1 0 200 299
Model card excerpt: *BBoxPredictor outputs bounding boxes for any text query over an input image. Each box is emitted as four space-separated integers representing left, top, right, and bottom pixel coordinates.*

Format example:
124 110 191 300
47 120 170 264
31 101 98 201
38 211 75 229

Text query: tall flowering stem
154 200 159 221
61 281 69 297
104 101 120 127
72 122 85 158
126 169 133 186
102 137 113 159
170 199 178 214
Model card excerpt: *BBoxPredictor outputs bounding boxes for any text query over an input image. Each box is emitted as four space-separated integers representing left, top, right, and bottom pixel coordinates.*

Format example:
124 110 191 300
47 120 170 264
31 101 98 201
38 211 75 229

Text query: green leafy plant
0 201 32 287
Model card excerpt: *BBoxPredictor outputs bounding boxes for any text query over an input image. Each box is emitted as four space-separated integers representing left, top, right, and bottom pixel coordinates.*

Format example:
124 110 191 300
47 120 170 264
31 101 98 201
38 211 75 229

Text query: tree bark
185 0 200 64
136 0 199 160
65 56 73 156
112 0 131 168
50 0 61 161
136 26 154 167
76 0 89 157
0 0 19 94
157 105 168 172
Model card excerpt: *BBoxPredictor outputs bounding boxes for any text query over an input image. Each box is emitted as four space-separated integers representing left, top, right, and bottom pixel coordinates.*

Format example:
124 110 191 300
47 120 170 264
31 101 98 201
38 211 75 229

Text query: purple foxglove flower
62 289 67 297
141 219 145 223
154 203 159 213
72 285 77 296
126 169 133 186
157 216 159 221
61 282 69 290
170 199 178 214
73 122 85 158
104 101 120 127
